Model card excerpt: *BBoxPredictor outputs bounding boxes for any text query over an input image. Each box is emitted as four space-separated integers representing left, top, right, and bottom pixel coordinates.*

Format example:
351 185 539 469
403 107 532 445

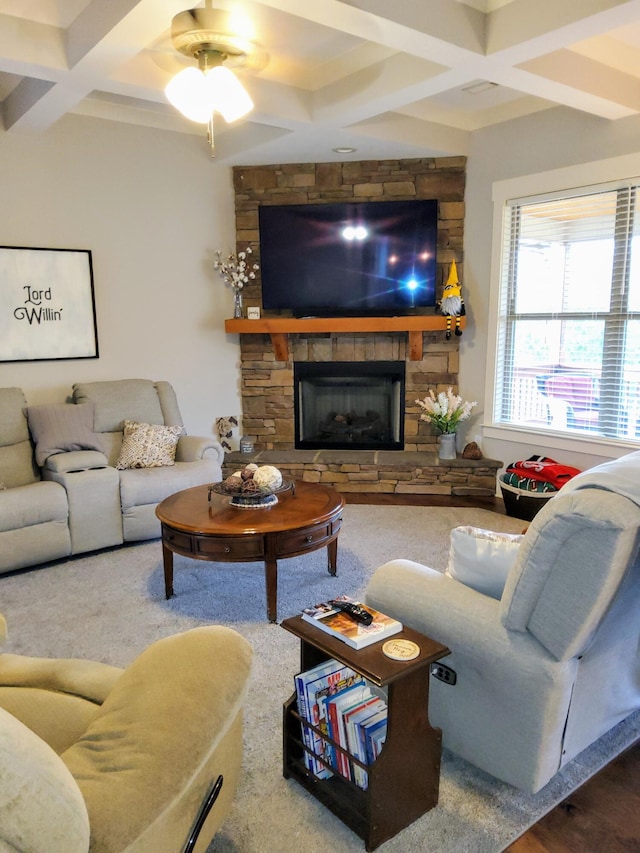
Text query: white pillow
446 525 525 600
0 706 89 853
115 420 182 470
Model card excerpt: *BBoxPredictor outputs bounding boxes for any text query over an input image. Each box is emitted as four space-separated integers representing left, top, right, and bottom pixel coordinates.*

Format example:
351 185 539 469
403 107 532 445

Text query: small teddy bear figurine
439 259 466 339
215 415 238 452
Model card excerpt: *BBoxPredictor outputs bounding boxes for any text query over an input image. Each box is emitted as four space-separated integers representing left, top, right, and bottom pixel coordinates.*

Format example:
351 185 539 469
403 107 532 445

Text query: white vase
438 433 457 460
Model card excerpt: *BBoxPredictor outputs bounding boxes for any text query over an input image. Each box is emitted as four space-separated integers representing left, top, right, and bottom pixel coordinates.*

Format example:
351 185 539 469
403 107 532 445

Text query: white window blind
494 182 640 442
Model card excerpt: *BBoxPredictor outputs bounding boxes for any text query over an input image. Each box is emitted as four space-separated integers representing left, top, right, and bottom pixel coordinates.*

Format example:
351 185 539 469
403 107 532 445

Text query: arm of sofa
0 653 122 704
176 435 225 465
44 450 110 473
61 626 252 852
366 559 507 646
0 653 124 755
43 452 123 553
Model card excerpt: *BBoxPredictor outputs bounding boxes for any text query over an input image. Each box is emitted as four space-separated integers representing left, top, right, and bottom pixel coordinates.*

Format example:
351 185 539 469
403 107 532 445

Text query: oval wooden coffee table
156 480 345 622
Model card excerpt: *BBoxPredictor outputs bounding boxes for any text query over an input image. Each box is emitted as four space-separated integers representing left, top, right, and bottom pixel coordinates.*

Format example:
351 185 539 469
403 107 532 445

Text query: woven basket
499 477 554 522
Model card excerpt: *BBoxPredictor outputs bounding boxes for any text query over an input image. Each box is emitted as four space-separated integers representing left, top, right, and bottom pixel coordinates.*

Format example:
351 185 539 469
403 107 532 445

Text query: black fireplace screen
294 361 405 450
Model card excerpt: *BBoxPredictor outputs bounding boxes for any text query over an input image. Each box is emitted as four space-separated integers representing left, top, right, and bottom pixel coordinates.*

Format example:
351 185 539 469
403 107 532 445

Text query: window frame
485 153 640 457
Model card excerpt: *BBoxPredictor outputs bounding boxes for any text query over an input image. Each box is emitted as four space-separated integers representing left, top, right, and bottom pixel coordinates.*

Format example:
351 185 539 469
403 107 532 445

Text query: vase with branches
214 246 259 318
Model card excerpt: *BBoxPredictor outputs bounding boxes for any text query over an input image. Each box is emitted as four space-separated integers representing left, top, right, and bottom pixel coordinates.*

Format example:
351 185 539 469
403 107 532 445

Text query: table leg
327 537 338 576
264 557 278 623
162 541 174 599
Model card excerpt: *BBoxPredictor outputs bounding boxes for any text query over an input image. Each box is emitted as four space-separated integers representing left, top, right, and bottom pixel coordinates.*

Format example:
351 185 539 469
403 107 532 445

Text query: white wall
462 106 640 471
5 106 640 469
0 115 242 438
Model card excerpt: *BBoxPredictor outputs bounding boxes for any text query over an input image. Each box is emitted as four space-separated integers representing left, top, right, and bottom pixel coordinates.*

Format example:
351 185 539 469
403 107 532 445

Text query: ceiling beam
2 0 183 131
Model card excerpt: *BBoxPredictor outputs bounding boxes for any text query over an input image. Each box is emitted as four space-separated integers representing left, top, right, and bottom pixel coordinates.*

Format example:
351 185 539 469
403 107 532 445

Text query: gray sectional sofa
0 380 224 575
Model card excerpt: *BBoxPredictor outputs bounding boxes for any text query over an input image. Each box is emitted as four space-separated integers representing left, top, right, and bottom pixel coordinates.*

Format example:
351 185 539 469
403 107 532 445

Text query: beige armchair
366 451 640 793
0 614 252 852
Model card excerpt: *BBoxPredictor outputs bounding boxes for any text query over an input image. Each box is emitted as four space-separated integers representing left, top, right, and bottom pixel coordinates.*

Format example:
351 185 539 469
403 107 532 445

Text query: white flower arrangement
416 387 477 434
214 246 259 292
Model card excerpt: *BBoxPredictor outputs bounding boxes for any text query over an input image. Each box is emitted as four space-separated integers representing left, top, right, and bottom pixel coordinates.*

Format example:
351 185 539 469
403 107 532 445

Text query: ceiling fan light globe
165 67 211 124
204 66 253 122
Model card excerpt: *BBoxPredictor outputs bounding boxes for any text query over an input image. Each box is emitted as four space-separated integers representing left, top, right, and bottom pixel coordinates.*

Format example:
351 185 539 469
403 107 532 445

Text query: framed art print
0 246 99 362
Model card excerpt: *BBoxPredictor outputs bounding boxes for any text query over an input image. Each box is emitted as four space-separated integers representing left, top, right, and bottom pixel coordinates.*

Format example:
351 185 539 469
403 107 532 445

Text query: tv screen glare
258 199 438 316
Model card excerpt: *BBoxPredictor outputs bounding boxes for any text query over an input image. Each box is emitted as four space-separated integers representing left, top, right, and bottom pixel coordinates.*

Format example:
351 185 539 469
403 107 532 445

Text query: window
493 182 640 444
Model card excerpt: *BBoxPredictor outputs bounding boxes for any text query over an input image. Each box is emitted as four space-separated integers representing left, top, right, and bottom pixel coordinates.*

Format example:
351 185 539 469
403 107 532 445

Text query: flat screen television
258 198 438 317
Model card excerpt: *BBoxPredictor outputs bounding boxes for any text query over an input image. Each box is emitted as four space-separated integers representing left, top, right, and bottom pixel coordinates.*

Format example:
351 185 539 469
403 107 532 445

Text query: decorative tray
208 479 294 509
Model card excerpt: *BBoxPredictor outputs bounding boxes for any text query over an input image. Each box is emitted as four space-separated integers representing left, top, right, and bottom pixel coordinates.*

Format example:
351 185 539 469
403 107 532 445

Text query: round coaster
382 639 420 661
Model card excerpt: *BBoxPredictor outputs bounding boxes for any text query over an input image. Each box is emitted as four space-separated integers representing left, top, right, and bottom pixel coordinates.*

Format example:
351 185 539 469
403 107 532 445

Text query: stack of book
301 597 402 649
294 657 388 789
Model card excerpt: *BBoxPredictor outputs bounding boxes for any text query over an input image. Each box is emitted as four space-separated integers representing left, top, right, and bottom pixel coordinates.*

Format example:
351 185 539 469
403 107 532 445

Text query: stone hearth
223 450 502 497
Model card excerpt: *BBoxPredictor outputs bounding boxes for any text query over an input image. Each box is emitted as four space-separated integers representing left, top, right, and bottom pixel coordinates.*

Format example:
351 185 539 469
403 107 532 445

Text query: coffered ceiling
2 0 640 163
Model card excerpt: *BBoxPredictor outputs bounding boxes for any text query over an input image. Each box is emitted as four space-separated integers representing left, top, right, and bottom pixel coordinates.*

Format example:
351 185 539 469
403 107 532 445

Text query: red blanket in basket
505 456 581 490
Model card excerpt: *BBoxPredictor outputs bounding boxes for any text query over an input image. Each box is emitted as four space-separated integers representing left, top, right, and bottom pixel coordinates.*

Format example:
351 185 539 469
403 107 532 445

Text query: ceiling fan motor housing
171 8 255 66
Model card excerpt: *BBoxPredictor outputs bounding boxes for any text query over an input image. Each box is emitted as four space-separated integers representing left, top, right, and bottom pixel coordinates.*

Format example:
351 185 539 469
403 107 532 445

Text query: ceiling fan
164 1 268 153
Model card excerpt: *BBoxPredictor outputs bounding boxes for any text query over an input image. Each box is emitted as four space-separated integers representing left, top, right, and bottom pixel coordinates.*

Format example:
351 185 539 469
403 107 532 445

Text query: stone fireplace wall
232 158 467 455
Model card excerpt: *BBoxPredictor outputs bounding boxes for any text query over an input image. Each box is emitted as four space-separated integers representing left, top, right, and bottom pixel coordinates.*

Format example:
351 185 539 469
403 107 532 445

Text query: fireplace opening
294 361 405 451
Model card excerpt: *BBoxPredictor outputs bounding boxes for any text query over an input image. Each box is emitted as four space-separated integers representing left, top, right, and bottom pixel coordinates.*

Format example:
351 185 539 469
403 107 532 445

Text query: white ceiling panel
1 0 640 163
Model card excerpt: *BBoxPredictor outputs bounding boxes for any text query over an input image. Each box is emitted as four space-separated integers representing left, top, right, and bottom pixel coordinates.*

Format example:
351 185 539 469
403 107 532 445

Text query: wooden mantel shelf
224 315 466 361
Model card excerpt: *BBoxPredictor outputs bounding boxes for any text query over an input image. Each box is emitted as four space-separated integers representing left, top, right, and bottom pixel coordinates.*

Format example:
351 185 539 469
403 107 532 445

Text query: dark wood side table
281 615 450 850
155 481 344 622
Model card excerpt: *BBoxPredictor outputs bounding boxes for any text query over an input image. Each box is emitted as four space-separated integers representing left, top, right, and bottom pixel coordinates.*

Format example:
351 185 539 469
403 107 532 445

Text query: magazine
295 659 364 778
345 696 387 788
301 596 402 649
326 683 372 779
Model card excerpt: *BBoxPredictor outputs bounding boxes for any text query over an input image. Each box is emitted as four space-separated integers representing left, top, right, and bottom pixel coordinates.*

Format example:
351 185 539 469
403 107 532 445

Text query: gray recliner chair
366 451 640 793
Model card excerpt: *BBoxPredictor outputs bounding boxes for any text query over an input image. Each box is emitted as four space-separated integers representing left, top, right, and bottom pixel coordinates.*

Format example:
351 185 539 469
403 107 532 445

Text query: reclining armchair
366 451 640 793
0 614 252 852
0 387 72 574
68 378 224 544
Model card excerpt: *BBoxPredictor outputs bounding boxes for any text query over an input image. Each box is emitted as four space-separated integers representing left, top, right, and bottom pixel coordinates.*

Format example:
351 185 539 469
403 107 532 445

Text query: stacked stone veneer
239 330 457 453
229 157 501 495
223 450 501 496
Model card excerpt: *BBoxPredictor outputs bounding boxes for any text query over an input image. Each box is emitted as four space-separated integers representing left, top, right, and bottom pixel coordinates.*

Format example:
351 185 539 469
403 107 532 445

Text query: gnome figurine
439 260 466 339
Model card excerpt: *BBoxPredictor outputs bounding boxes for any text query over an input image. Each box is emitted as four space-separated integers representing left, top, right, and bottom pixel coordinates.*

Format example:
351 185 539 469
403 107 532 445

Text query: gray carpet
1 504 638 852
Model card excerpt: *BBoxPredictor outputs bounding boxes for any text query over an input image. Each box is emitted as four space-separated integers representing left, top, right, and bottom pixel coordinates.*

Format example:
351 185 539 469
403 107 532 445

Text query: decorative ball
224 475 243 492
241 478 260 494
253 465 283 494
241 463 259 480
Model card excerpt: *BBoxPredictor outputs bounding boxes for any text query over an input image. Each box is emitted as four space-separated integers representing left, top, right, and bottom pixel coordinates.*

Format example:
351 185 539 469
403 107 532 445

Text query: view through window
494 183 640 444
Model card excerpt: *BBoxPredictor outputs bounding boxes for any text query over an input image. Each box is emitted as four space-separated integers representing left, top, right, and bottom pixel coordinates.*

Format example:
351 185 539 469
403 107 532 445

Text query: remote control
329 599 373 625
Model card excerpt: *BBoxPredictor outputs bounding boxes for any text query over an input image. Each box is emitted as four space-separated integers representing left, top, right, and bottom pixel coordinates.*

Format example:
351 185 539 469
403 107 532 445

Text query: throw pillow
27 403 104 467
446 525 525 600
0 706 90 853
115 421 183 470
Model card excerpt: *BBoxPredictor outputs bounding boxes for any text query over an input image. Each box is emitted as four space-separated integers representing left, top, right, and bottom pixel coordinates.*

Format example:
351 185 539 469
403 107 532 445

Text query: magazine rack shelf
281 615 450 851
